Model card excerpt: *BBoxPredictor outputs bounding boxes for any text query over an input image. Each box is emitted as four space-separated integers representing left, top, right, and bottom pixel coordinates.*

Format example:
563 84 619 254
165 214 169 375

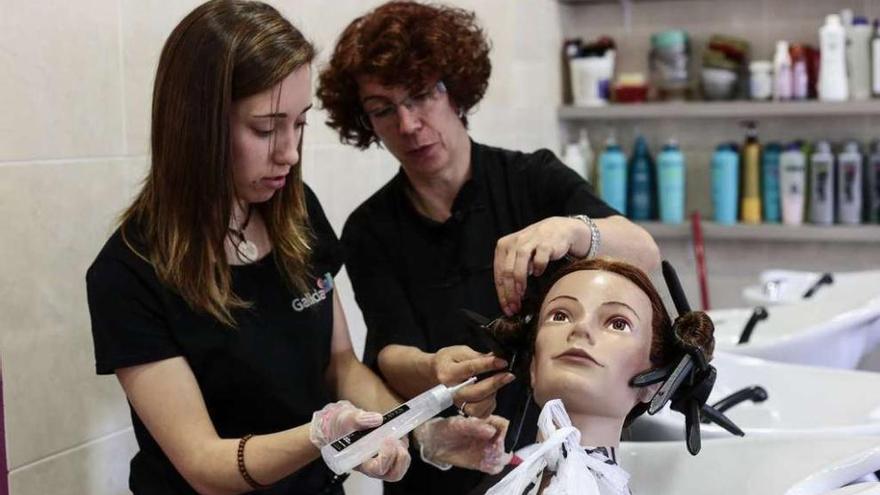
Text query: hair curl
316 1 492 148
486 258 714 424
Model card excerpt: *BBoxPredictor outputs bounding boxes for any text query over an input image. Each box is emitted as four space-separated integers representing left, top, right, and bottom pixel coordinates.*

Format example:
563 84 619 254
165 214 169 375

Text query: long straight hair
121 0 316 326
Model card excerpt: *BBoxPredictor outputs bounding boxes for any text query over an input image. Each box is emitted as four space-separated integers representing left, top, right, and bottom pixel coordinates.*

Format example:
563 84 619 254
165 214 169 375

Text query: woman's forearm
376 344 439 399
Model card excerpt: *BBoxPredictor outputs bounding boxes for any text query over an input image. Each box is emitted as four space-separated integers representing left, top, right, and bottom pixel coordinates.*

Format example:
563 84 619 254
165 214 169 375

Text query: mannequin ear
636 382 662 404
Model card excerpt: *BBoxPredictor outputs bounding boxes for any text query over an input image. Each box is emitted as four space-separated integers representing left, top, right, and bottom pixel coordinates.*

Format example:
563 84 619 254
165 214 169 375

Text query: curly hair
486 258 715 424
316 1 492 148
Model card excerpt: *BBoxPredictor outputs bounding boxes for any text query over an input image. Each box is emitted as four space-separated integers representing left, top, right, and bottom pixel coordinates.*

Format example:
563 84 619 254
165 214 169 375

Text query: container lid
785 141 803 152
815 140 831 153
853 16 869 26
825 14 841 27
651 30 688 49
749 60 772 72
844 141 861 153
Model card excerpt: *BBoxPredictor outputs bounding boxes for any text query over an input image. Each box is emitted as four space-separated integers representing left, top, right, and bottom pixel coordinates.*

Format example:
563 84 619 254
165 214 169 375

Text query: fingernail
503 373 516 384
494 358 508 368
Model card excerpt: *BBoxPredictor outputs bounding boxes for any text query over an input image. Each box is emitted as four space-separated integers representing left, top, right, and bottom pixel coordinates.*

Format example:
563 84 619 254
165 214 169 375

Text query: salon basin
619 435 880 495
742 270 880 306
821 484 880 495
709 287 880 368
627 352 880 442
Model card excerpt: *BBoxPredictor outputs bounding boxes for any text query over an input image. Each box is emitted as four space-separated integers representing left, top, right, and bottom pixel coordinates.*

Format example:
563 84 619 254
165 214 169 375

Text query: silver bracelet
569 214 600 259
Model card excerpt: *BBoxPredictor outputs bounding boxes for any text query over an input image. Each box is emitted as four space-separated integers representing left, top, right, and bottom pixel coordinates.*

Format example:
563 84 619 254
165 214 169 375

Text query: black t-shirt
87 185 344 494
342 141 618 495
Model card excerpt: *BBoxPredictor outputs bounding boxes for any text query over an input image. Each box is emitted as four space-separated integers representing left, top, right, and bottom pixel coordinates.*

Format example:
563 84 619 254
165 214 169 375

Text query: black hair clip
629 261 744 455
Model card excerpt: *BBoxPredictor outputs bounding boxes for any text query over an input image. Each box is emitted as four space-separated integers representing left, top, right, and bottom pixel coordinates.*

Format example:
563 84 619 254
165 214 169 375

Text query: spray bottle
321 378 476 475
810 141 836 225
740 122 762 224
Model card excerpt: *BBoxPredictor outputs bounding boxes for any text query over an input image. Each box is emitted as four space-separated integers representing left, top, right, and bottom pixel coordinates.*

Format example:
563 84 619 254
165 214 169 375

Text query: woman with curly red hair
318 2 661 493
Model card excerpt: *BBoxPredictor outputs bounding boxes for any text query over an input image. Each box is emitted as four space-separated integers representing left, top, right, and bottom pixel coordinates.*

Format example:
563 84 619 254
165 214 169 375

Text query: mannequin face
530 270 655 419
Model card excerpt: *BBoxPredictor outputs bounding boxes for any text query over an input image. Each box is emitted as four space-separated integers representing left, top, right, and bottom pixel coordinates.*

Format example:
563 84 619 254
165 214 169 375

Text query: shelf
639 221 880 244
559 100 880 121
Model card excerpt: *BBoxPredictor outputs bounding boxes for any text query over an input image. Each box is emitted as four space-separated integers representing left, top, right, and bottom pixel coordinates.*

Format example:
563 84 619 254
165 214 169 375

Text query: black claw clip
629 260 745 455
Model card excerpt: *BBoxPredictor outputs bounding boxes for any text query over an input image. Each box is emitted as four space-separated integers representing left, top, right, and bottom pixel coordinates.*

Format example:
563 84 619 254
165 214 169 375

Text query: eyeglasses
359 81 448 131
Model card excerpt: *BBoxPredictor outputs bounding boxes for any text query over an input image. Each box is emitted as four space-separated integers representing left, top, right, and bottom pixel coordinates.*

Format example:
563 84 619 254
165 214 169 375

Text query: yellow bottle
740 122 762 223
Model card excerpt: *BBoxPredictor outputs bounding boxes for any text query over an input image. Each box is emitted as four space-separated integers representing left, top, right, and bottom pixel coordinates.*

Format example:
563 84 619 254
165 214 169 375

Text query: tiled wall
0 1 560 494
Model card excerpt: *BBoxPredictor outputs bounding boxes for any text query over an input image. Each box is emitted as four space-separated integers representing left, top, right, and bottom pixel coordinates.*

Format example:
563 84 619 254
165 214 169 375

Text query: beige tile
119 0 205 156
9 428 137 495
0 158 145 468
0 1 124 161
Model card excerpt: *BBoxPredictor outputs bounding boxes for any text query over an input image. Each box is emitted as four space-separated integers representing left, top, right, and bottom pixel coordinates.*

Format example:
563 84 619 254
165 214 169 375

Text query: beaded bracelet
237 434 270 490
569 214 601 259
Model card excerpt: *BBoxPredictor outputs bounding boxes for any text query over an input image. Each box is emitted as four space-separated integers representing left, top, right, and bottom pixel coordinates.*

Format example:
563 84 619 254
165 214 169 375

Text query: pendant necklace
228 205 258 263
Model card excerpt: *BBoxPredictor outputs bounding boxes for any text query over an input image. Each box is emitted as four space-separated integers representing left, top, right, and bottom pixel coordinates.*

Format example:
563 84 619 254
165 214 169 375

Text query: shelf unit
639 221 880 243
559 100 880 121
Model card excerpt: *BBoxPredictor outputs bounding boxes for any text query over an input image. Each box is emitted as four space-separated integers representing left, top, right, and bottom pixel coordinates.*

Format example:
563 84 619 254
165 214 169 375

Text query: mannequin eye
549 310 570 322
607 317 632 333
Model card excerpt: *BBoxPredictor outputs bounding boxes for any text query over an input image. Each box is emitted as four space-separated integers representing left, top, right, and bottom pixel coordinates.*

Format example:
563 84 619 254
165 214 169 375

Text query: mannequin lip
555 347 604 367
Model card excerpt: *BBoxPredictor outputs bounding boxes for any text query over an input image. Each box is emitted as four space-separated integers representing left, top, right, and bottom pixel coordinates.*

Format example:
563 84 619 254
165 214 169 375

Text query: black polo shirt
342 141 618 495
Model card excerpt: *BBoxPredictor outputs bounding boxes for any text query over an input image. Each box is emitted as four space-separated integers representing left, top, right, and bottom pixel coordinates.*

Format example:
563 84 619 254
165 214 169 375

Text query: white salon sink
709 282 880 368
628 352 880 442
619 436 880 495
742 270 880 306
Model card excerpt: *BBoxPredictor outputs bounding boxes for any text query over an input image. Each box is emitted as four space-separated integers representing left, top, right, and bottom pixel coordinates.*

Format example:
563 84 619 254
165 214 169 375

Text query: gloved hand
309 400 411 481
413 415 512 474
308 400 383 448
354 435 411 482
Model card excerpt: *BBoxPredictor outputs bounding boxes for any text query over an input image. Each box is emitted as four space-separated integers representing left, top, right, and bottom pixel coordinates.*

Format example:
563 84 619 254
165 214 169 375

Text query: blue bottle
711 142 739 225
761 142 783 223
627 135 656 221
657 138 686 224
599 134 628 215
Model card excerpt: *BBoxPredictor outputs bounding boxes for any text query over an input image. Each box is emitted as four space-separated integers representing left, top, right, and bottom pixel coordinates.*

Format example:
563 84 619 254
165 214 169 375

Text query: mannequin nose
567 319 595 345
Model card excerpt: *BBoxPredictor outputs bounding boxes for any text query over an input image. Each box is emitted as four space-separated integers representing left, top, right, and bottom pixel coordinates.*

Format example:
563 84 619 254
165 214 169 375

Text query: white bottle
579 129 594 184
773 40 793 101
871 20 880 96
836 141 863 224
779 143 806 226
848 16 873 100
562 139 587 180
819 14 850 101
321 378 475 475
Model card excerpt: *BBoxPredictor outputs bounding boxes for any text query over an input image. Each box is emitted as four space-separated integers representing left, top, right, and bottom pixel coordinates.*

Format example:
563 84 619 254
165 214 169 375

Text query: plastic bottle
627 134 656 221
762 142 782 223
836 141 863 224
579 129 595 184
598 133 628 215
819 14 849 101
321 378 475 475
866 140 880 223
563 138 587 181
657 138 686 224
711 142 739 225
790 44 809 100
773 41 792 101
779 142 807 226
872 20 880 97
848 16 873 100
740 122 762 224
810 141 836 225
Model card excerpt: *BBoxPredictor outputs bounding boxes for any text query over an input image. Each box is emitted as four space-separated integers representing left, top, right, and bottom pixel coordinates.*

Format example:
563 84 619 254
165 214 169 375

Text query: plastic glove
354 435 411 482
413 415 512 474
308 400 383 449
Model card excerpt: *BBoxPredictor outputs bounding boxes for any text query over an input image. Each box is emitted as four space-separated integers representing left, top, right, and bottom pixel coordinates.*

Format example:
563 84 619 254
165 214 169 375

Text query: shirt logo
292 272 334 312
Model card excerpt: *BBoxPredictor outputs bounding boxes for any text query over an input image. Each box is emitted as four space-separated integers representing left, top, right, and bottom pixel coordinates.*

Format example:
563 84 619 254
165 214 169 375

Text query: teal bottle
599 135 628 215
762 142 783 222
628 135 656 220
657 138 686 224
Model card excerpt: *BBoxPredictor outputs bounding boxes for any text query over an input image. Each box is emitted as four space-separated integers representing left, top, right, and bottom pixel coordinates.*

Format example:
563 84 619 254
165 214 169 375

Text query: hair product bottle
773 41 792 101
657 138 686 224
628 134 656 221
711 142 740 225
599 133 628 215
779 142 807 226
740 122 762 224
872 20 880 97
836 141 863 224
848 16 873 100
867 140 880 223
761 142 782 223
810 141 836 225
819 14 849 101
